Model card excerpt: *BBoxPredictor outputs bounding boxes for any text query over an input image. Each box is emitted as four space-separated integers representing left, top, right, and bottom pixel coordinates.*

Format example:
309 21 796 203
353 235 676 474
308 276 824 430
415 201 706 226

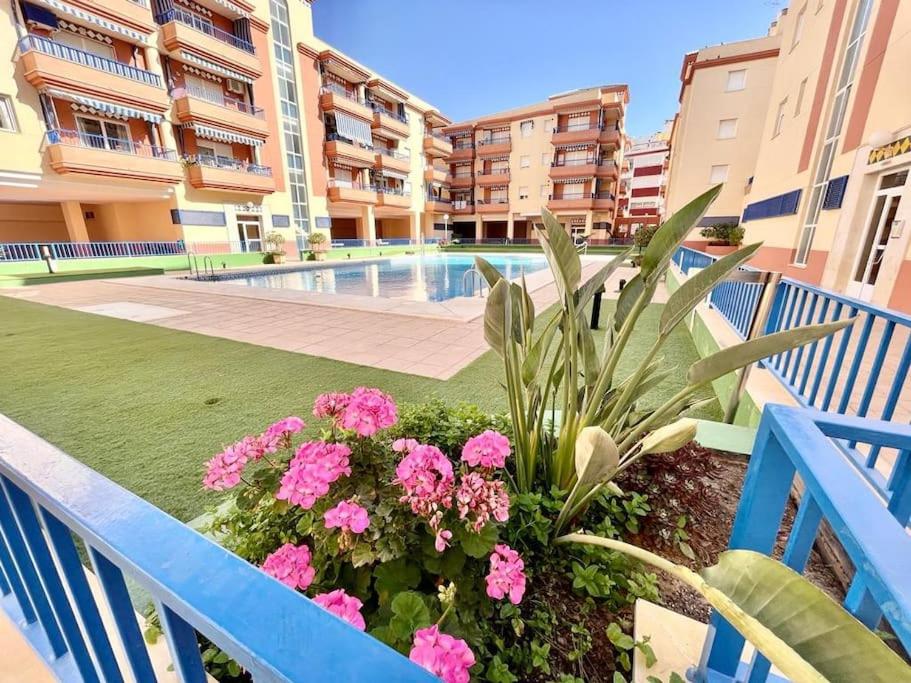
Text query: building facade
668 0 911 313
437 86 629 242
0 0 450 256
615 122 671 237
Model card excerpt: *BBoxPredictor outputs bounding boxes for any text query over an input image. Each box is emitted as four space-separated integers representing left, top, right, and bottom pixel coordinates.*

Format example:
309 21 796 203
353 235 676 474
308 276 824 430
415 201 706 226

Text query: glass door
848 170 907 300
237 218 262 253
75 116 131 153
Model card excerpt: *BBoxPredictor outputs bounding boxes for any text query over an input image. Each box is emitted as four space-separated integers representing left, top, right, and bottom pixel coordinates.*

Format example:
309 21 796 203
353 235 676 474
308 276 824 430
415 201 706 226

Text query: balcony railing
552 158 596 167
477 198 508 205
328 179 377 191
18 34 161 86
553 123 600 133
369 102 408 124
326 132 373 151
427 131 450 142
426 196 451 204
451 140 474 150
478 168 509 175
155 8 255 54
477 137 510 146
594 192 615 200
377 187 411 197
45 129 177 160
170 85 264 119
321 83 366 105
185 154 272 176
376 148 411 161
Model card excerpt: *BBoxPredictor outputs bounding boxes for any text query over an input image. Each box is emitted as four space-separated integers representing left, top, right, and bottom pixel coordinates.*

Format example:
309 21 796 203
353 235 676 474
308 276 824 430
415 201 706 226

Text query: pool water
222 254 549 302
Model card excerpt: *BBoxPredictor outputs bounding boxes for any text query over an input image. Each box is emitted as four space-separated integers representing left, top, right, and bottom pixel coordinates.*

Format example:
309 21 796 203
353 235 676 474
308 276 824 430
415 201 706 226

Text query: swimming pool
220 254 550 302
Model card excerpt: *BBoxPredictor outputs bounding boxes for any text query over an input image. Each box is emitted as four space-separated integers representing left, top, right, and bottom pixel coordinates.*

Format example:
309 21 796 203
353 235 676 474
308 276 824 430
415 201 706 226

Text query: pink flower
312 589 366 631
324 500 370 534
434 529 452 553
461 430 511 469
409 625 475 683
394 444 455 523
203 438 258 490
339 387 398 437
313 392 351 420
275 441 352 509
261 543 315 591
392 437 419 453
260 416 306 453
485 544 526 605
455 472 510 532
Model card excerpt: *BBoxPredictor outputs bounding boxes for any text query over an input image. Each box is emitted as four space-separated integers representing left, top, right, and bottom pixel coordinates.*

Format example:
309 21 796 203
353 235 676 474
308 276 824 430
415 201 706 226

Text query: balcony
448 141 474 161
475 137 511 156
450 201 474 215
325 134 376 168
424 165 447 183
376 188 411 209
599 126 622 148
44 129 181 184
425 197 451 213
371 105 409 140
476 198 509 214
595 159 619 180
476 168 510 186
185 155 275 194
547 194 595 211
319 85 374 123
327 180 378 205
17 35 168 113
552 124 601 145
448 173 474 189
157 9 261 79
423 132 452 158
593 192 615 211
374 149 411 175
93 0 157 33
549 159 597 180
171 86 268 138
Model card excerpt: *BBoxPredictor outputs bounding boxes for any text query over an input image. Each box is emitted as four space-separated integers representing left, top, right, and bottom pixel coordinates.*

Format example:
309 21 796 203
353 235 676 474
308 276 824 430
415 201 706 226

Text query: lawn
0 295 720 521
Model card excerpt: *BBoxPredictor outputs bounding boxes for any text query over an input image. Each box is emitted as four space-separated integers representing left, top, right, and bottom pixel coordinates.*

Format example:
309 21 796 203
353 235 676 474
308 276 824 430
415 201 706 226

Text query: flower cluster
259 416 306 453
276 441 352 509
409 625 475 683
261 543 316 591
313 392 350 420
203 438 258 491
455 472 510 532
312 589 366 631
394 444 455 523
324 499 370 534
313 387 398 437
485 544 526 605
461 430 511 469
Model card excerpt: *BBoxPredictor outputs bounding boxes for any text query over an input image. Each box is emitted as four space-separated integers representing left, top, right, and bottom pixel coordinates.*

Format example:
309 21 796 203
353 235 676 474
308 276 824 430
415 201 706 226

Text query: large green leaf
687 318 853 385
474 256 504 287
555 536 911 683
640 184 722 280
638 418 697 455
578 324 600 388
575 248 633 313
537 208 582 301
660 243 762 336
574 426 619 488
483 279 510 357
613 274 658 332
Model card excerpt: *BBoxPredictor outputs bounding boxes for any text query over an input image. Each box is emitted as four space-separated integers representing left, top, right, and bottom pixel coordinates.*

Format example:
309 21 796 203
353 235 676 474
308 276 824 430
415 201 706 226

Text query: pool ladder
462 266 487 297
187 252 215 280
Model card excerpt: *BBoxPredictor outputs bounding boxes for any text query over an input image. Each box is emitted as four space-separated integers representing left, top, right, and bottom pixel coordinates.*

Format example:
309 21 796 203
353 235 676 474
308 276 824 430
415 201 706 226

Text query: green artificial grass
0 267 164 287
0 296 720 522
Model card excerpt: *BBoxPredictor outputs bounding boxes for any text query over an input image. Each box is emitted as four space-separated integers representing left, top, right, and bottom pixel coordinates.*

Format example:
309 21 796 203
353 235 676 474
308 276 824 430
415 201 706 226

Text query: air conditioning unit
226 78 245 95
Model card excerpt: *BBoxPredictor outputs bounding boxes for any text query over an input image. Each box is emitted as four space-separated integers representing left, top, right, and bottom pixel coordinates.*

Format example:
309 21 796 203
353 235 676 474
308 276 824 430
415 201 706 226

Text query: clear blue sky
311 0 783 138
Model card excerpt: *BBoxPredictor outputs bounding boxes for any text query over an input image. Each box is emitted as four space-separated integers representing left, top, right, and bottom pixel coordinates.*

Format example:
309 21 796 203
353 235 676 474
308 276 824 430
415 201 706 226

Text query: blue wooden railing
17 35 161 87
699 405 911 682
0 415 433 682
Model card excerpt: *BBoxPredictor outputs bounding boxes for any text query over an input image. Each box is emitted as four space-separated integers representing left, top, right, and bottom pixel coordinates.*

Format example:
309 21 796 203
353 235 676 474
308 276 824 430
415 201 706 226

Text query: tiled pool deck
2 257 657 380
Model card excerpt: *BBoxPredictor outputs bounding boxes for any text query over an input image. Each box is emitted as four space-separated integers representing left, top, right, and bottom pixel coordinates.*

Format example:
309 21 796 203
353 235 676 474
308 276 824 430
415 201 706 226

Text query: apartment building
615 122 671 237
437 86 629 241
668 0 911 313
665 28 782 226
0 0 448 255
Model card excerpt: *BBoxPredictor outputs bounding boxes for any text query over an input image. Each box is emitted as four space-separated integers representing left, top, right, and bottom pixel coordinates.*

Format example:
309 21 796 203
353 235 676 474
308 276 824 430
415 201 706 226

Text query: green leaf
638 418 698 456
613 273 656 332
687 318 854 385
389 591 431 640
637 640 658 669
574 426 619 489
483 279 510 357
579 324 600 387
660 243 762 335
537 207 582 301
647 677 663 683
142 623 161 645
373 559 420 603
226 661 241 677
474 255 504 287
458 522 499 558
670 674 686 683
640 184 722 280
606 622 635 650
612 672 628 683
485 655 518 683
350 543 376 568
575 247 633 312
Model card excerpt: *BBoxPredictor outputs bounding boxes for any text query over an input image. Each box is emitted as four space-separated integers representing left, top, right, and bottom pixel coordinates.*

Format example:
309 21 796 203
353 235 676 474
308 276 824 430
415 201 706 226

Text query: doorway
848 169 907 300
236 216 262 253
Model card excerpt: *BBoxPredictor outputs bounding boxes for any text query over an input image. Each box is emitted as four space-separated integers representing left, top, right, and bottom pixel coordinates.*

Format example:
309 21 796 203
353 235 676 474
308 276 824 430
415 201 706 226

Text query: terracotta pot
705 244 738 256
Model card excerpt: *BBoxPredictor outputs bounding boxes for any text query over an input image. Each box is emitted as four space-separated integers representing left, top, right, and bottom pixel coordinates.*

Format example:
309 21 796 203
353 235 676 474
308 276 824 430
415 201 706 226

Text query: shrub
633 224 658 250
263 231 285 254
308 232 328 245
699 222 744 246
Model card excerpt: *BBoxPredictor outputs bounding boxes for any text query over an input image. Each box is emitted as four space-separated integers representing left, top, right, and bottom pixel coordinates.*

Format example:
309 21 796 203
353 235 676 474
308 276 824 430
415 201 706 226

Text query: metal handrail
477 137 511 146
326 132 373 150
477 168 509 175
154 8 255 54
185 154 273 176
369 102 409 123
552 158 596 167
45 129 178 161
320 84 367 105
17 35 161 86
462 265 487 297
170 85 264 119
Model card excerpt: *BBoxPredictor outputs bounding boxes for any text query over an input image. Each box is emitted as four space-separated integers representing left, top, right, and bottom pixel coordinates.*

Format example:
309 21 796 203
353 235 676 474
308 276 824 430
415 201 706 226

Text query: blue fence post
0 525 35 623
156 601 207 683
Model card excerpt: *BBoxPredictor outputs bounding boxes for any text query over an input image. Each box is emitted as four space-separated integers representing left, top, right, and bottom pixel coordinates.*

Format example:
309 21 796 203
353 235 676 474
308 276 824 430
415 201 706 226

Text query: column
506 214 515 241
475 216 484 240
584 210 594 236
359 205 377 244
408 213 420 243
61 202 89 242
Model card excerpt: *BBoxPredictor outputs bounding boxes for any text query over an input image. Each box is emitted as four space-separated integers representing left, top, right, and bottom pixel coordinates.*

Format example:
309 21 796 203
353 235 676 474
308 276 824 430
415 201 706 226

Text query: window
717 118 738 139
792 5 807 49
773 98 788 137
709 165 729 183
540 185 549 198
520 155 530 168
726 69 747 92
197 140 234 164
794 78 808 116
54 31 115 60
542 152 550 166
0 95 17 132
76 116 131 152
518 186 529 199
520 120 534 138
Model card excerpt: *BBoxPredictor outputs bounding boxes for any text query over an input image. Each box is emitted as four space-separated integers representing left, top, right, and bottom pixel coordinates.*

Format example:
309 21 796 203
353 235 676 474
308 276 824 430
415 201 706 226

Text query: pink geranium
485 544 526 605
313 392 350 420
409 625 475 683
455 472 510 532
259 416 306 453
434 529 453 553
461 430 511 469
312 589 366 631
261 543 316 591
275 441 352 509
339 387 398 437
203 438 258 490
392 437 419 453
324 500 370 534
394 444 455 523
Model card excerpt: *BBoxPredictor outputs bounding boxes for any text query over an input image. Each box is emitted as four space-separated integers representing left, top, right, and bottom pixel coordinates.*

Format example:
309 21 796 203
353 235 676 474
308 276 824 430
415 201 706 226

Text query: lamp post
443 213 450 243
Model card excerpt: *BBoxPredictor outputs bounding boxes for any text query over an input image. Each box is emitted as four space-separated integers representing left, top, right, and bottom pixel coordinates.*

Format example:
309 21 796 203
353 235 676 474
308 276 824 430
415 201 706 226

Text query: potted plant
263 231 287 264
700 222 744 255
308 232 330 261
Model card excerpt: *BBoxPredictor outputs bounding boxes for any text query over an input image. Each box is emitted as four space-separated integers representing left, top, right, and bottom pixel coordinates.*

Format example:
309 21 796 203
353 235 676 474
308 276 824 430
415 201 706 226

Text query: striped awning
378 168 408 180
184 123 263 147
46 88 162 123
479 155 509 162
179 51 253 84
334 111 373 147
212 0 250 17
34 0 148 43
553 177 589 184
554 143 593 151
